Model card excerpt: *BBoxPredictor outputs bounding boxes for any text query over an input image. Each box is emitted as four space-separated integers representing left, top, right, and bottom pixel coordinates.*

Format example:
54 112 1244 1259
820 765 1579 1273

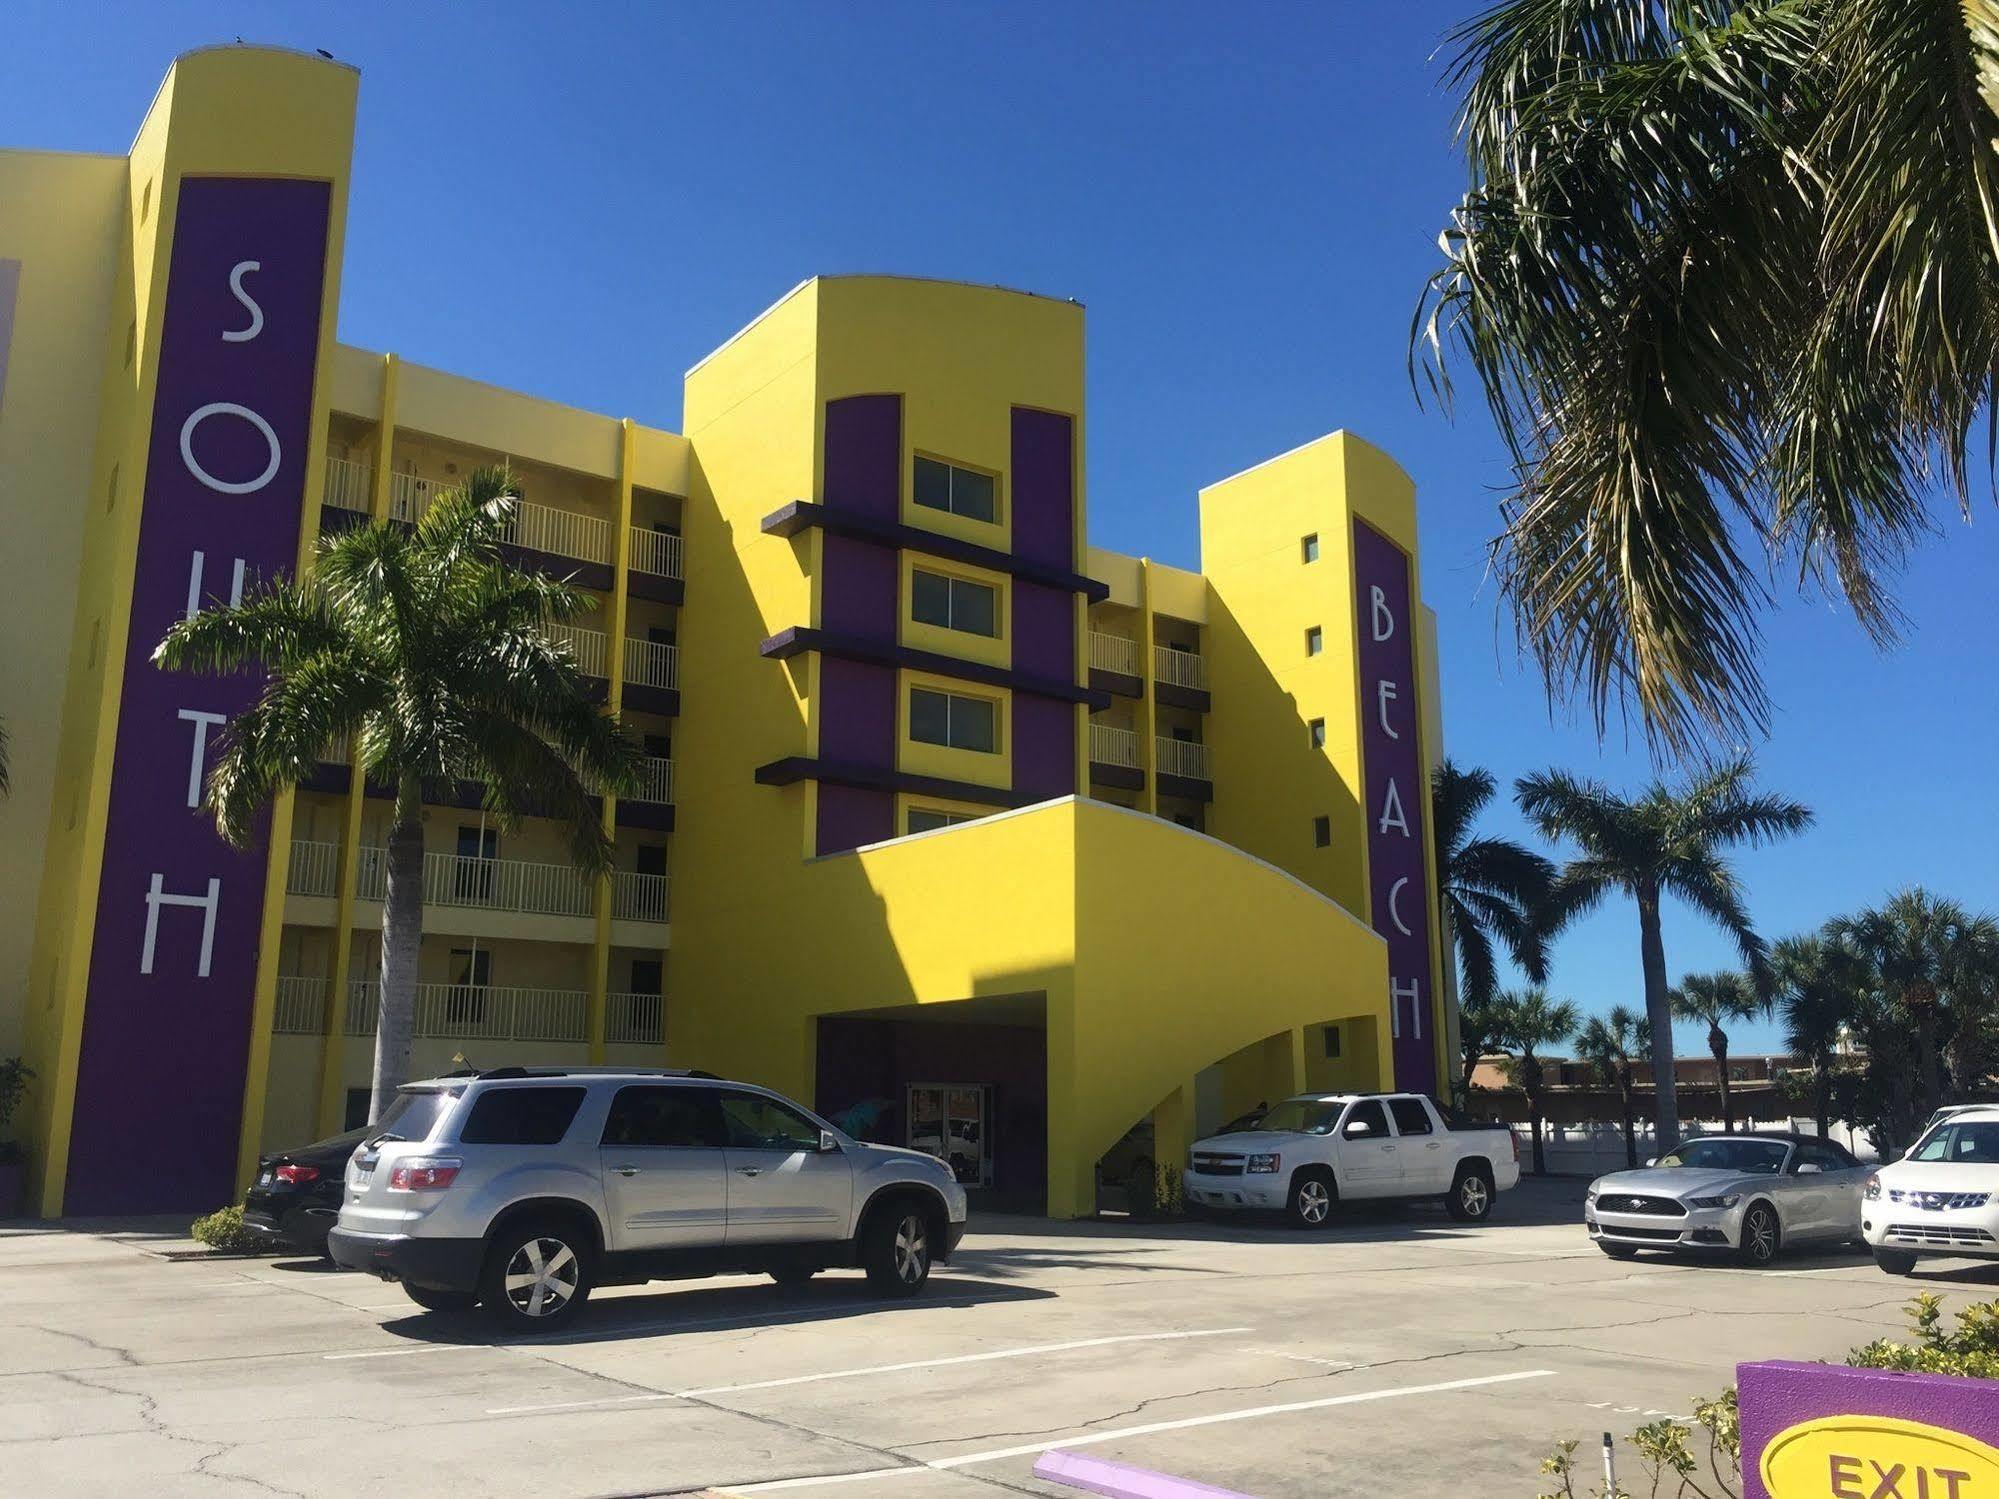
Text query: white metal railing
623 637 679 691
287 840 339 898
388 471 450 523
1089 723 1141 769
274 976 327 1034
422 851 595 917
354 845 386 902
1154 645 1209 691
631 756 675 805
1155 737 1211 781
607 991 665 1045
344 980 378 1037
321 733 350 765
502 499 612 566
547 623 609 678
612 871 670 924
629 526 683 580
340 981 589 1044
1089 631 1140 677
323 456 371 513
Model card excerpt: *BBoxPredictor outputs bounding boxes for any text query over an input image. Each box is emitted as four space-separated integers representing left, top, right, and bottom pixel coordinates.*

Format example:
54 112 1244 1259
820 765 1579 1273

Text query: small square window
1305 626 1323 656
1313 815 1332 848
1308 718 1326 749
1301 533 1320 563
914 455 998 524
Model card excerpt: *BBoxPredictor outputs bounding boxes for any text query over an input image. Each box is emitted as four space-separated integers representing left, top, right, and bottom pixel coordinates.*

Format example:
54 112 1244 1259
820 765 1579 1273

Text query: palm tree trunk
1712 1027 1731 1133
1638 887 1681 1152
1528 1090 1545 1176
370 777 424 1121
1911 1002 1945 1117
1815 1065 1832 1140
1620 1074 1637 1168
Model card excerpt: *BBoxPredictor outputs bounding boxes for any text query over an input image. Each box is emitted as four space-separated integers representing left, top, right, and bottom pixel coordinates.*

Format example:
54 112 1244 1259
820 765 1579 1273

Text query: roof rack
473 1066 721 1081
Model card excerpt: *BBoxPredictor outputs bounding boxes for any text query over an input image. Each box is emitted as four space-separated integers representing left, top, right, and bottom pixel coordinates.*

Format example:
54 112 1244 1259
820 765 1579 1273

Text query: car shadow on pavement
1902 1261 1999 1288
370 1272 1055 1347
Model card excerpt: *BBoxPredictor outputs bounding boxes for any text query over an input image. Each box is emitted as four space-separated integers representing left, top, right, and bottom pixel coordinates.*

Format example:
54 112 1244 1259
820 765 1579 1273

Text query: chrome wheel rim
1461 1176 1489 1217
1746 1211 1777 1263
1298 1180 1331 1224
893 1214 928 1283
504 1236 579 1317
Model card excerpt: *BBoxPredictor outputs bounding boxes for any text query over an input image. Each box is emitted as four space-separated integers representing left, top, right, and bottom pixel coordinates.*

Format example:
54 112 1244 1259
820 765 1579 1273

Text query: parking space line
484 1327 1254 1415
727 1368 1556 1491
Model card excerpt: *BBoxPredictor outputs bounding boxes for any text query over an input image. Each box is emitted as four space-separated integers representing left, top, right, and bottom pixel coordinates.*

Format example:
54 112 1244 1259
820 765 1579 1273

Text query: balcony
1088 631 1143 696
272 977 664 1045
1088 722 1144 792
1155 736 1213 801
630 756 674 805
1153 644 1211 711
608 990 665 1046
545 625 680 713
285 841 669 925
323 456 371 514
628 526 683 582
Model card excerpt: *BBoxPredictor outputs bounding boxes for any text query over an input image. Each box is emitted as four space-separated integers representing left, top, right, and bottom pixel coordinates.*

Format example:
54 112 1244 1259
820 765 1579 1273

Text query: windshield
1910 1120 1999 1165
369 1086 462 1145
1657 1138 1789 1175
1252 1099 1345 1136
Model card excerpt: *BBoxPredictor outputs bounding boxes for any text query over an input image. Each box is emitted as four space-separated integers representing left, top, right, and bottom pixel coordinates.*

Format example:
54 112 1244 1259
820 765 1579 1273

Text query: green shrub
0 1057 32 1166
189 1205 267 1254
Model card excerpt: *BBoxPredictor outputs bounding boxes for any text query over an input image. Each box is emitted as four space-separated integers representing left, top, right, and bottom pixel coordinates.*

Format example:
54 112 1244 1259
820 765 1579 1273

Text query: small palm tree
1433 760 1555 1019
157 467 640 1116
1517 756 1810 1152
1575 1006 1647 1168
1772 931 1866 1141
1497 988 1580 1176
1457 990 1511 1098
1670 972 1762 1135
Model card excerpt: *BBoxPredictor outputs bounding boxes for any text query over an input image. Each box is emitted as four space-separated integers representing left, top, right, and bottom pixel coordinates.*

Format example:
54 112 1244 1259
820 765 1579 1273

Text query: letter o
179 402 281 495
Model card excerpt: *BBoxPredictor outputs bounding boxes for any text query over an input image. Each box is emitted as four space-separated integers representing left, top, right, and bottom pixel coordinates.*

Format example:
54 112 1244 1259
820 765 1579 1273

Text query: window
1321 1026 1342 1059
1912 1121 1999 1165
455 825 498 902
459 1086 586 1146
1313 815 1332 848
1343 1099 1390 1137
601 1086 724 1148
373 1086 463 1142
718 1090 824 1153
1790 1140 1855 1174
911 568 999 637
1301 533 1320 563
1255 1098 1344 1134
908 807 978 835
1308 718 1326 749
1305 626 1323 656
914 455 997 524
1656 1138 1789 1174
1388 1097 1433 1136
446 946 491 1026
629 958 663 995
909 686 998 753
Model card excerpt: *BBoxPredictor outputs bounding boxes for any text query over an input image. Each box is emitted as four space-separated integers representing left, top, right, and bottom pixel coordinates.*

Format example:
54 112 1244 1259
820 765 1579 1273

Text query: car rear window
372 1087 462 1144
458 1086 587 1146
1388 1098 1432 1136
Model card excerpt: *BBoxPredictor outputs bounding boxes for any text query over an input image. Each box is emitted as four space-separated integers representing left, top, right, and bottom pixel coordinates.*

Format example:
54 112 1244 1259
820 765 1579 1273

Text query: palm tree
156 467 640 1116
1417 0 1999 752
1433 760 1556 1017
1575 1006 1647 1168
1831 890 1999 1125
1670 971 1762 1134
1517 756 1810 1152
1772 930 1866 1140
1497 988 1580 1176
1457 990 1511 1099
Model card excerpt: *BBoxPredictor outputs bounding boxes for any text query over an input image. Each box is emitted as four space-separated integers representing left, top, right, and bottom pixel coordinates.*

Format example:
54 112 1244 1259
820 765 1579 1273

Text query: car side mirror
818 1129 841 1153
1344 1121 1373 1138
1795 1162 1823 1176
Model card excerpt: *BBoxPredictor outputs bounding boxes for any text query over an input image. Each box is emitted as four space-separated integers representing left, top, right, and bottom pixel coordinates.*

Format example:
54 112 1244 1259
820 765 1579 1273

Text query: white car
1587 1133 1868 1266
1863 1105 1999 1275
1183 1092 1520 1228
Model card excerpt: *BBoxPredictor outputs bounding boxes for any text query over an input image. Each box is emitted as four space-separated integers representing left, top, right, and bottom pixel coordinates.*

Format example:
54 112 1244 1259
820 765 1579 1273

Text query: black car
242 1127 370 1255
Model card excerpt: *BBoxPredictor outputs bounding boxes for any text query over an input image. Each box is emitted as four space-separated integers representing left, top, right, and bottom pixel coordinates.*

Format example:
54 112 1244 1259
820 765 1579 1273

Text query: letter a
1378 777 1409 837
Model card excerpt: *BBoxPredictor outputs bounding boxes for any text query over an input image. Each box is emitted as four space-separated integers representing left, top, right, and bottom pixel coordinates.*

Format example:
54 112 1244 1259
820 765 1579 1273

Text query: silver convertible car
1585 1133 1868 1266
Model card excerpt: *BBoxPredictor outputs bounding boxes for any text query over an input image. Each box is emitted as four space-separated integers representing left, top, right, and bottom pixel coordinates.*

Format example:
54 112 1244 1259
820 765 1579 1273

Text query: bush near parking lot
1533 1296 1999 1497
189 1205 269 1254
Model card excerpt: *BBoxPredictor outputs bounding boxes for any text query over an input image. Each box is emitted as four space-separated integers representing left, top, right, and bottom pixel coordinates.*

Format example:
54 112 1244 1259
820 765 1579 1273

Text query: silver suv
326 1068 969 1329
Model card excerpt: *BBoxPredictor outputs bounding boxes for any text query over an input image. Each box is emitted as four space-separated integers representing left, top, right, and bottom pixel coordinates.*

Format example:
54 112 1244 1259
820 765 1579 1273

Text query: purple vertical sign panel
1354 520 1437 1095
65 177 331 1215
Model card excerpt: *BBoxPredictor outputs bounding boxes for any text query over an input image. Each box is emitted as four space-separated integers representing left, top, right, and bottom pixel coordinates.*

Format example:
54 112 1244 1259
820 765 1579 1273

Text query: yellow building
0 46 1453 1220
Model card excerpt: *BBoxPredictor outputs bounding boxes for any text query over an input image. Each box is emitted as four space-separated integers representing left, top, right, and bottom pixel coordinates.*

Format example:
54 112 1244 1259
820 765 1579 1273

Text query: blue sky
9 3 1994 1056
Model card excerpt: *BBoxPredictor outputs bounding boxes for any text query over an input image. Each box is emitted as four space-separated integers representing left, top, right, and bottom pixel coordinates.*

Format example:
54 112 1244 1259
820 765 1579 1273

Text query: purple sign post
1353 520 1438 1095
64 177 332 1215
1740 1361 1999 1498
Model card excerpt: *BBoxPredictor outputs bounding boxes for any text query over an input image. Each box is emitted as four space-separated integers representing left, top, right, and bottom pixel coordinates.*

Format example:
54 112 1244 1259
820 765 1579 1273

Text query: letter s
223 260 263 343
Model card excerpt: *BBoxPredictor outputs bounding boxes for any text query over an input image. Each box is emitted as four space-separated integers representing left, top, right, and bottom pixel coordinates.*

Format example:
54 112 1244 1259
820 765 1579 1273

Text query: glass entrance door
906 1083 990 1187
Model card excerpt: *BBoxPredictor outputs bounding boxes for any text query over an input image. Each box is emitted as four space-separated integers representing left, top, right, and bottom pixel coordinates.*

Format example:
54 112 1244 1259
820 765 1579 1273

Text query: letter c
180 402 281 495
1388 876 1413 936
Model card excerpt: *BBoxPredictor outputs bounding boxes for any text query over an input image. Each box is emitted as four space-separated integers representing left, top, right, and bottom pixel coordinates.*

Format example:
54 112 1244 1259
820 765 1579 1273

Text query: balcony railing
343 981 590 1043
613 870 670 924
546 623 609 678
387 471 449 523
1089 631 1141 677
1154 645 1209 691
631 756 675 805
608 991 664 1045
629 526 683 580
1089 722 1141 769
274 975 327 1034
287 840 340 898
1155 736 1211 781
623 636 679 691
289 842 665 923
323 456 371 513
500 499 612 566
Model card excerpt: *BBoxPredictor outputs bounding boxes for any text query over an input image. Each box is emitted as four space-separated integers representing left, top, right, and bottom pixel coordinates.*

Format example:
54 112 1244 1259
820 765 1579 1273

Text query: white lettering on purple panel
139 874 221 978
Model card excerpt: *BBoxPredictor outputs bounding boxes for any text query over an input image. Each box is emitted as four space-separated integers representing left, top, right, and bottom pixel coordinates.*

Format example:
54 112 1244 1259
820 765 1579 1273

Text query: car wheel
1445 1165 1495 1223
481 1219 593 1330
1873 1247 1919 1276
1597 1241 1639 1260
1736 1202 1781 1267
403 1283 478 1313
863 1200 934 1296
769 1266 818 1287
1286 1169 1336 1230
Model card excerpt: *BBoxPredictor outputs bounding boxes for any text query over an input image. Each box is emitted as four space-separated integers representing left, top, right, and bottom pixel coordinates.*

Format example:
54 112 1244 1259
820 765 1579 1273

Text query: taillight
1510 1133 1520 1163
388 1157 462 1192
274 1163 319 1185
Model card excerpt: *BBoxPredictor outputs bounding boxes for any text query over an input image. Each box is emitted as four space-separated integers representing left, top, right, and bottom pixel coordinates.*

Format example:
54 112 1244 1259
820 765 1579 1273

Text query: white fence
274 976 327 1034
323 456 371 513
608 991 664 1045
288 842 666 924
1089 722 1141 769
1089 631 1140 677
629 527 683 580
1154 645 1208 690
546 623 609 678
1154 736 1210 781
501 499 612 565
623 636 679 691
1512 1119 1885 1174
631 756 674 805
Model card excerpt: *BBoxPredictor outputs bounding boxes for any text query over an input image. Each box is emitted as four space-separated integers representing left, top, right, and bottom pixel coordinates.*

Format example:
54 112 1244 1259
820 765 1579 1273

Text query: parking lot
6 1179 1994 1498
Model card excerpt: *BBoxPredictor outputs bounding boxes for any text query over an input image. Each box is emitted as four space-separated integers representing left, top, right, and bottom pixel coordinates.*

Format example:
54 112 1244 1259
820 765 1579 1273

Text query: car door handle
1382 1145 1396 1152
1425 1141 1442 1149
735 1166 762 1177
613 1165 640 1177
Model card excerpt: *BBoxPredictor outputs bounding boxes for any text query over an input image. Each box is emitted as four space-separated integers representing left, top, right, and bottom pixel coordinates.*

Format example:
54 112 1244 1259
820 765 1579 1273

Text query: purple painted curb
1032 1450 1258 1499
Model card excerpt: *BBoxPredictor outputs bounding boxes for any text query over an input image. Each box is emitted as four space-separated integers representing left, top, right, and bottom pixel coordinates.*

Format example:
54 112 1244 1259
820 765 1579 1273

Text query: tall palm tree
1432 760 1556 1017
156 467 640 1116
1517 756 1810 1152
1457 990 1511 1098
1831 890 1999 1124
1575 1006 1647 1168
1417 0 1999 752
1670 971 1762 1134
1772 930 1866 1140
1497 988 1581 1176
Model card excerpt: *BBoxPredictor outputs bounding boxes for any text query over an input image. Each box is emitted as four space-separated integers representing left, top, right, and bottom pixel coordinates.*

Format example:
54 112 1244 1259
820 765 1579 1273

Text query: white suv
1863 1104 1999 1275
327 1068 969 1328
